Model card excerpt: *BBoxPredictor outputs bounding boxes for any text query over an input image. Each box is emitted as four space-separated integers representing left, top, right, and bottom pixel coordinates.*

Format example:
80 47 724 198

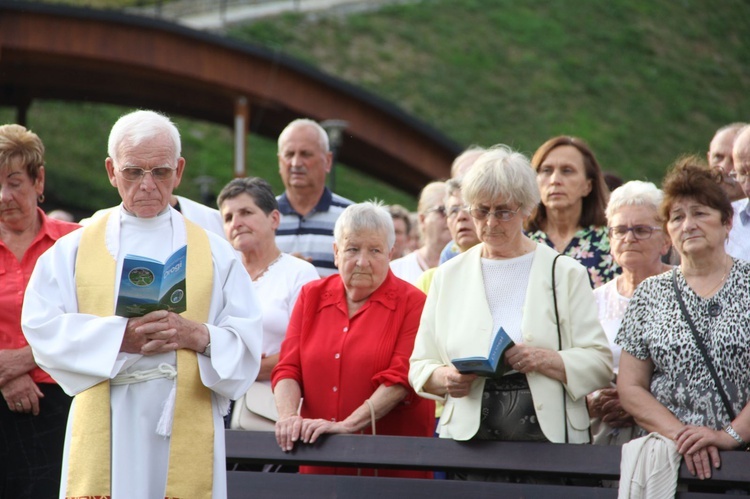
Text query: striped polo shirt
276 187 353 277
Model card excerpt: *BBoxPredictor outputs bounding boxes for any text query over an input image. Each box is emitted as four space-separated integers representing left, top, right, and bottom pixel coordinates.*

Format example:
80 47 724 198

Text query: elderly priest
21 110 262 499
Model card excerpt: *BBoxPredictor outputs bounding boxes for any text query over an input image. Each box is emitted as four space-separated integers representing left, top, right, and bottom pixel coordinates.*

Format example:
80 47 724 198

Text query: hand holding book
451 326 515 377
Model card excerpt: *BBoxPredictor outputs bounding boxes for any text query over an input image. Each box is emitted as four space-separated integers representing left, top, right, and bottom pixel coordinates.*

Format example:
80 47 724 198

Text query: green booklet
114 245 187 318
451 326 515 377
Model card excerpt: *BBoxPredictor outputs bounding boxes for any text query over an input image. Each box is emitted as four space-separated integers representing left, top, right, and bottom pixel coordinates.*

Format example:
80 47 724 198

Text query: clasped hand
120 310 208 355
588 388 634 428
275 415 350 452
675 425 737 480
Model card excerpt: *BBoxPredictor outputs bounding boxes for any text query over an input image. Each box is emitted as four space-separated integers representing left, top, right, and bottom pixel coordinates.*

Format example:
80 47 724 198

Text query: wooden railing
225 430 750 498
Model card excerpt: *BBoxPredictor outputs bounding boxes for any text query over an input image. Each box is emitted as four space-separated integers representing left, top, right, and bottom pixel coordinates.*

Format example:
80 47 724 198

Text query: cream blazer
409 243 613 443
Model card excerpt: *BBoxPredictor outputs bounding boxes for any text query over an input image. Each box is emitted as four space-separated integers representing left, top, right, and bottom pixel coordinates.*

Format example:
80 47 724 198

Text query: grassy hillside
3 0 750 216
228 0 750 182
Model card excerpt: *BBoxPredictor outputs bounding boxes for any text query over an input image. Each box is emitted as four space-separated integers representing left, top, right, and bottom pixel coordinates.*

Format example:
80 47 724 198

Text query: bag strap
671 268 736 421
357 399 378 477
551 254 569 443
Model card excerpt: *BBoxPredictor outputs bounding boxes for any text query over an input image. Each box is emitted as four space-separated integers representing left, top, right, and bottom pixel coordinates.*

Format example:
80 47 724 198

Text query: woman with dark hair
617 157 750 480
218 177 318 430
525 136 619 288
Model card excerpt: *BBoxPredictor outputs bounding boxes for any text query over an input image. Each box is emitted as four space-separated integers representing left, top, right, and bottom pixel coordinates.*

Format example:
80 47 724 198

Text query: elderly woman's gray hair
108 110 181 164
462 145 540 213
334 201 395 251
605 180 664 224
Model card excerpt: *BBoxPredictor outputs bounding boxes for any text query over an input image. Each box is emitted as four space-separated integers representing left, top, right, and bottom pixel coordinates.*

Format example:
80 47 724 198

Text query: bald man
708 123 747 202
726 126 750 259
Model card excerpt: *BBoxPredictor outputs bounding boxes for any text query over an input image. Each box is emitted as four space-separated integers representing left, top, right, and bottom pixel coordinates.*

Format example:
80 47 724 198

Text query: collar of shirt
25 207 80 250
317 270 400 314
277 187 333 216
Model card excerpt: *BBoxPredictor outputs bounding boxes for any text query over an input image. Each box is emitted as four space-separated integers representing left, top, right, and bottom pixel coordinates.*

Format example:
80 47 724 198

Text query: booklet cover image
115 245 187 318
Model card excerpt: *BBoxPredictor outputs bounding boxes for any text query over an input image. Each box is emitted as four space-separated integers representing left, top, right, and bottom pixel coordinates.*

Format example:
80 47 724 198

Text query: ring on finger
15 402 22 407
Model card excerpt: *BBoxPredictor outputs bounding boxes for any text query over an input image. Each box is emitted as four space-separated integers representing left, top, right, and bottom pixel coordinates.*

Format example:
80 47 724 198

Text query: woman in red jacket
272 201 434 478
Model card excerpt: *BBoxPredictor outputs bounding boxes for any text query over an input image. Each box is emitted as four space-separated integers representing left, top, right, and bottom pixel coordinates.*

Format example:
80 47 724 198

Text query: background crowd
2 114 750 497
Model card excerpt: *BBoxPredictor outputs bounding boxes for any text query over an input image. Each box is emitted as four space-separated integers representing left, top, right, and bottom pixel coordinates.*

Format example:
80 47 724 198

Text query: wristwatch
724 424 749 450
201 342 211 358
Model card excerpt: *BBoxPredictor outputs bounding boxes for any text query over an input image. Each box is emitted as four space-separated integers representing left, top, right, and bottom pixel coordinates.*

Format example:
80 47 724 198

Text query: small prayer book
115 245 187 318
451 326 515 377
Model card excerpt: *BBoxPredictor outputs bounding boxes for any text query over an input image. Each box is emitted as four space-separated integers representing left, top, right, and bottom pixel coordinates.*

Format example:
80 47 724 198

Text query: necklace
691 256 730 298
251 253 282 282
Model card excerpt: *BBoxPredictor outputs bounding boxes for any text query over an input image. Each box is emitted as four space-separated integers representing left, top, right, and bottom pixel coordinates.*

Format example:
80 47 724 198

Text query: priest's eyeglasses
119 166 176 182
608 225 662 240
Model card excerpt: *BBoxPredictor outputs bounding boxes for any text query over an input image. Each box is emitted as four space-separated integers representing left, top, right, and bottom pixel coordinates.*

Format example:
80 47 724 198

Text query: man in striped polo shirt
275 119 353 277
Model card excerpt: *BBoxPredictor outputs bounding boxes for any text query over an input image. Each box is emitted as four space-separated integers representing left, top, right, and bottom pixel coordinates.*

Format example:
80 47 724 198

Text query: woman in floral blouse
525 136 620 288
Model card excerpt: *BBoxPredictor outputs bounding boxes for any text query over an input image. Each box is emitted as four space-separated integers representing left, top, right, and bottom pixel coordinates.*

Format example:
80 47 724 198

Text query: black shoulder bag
551 254 569 443
671 268 736 421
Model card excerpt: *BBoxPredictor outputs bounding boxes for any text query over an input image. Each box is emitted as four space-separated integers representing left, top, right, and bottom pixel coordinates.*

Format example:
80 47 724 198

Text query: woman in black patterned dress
617 156 750 481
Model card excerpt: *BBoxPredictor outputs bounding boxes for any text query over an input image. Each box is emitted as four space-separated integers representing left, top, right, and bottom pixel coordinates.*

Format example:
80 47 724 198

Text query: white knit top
481 251 535 345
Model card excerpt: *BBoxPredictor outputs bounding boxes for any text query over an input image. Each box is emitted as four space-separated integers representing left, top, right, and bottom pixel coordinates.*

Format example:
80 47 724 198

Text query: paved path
152 0 399 31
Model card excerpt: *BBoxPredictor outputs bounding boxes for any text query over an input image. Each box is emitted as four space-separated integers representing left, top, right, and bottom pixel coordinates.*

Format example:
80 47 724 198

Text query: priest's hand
121 310 209 355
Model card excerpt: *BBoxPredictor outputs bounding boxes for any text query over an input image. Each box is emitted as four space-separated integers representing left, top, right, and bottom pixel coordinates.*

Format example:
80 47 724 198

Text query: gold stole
68 212 215 499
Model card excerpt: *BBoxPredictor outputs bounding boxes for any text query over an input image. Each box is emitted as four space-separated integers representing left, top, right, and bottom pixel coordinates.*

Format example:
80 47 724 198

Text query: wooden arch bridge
0 1 460 194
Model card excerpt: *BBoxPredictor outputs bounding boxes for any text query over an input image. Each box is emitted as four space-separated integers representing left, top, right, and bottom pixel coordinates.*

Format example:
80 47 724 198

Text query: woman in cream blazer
409 145 612 446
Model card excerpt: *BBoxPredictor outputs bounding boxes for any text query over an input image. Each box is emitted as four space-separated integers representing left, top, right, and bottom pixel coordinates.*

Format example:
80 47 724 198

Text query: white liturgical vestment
22 206 262 499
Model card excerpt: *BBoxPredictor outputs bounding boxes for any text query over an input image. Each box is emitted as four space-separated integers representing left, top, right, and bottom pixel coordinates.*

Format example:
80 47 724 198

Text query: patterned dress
528 225 620 288
615 260 750 430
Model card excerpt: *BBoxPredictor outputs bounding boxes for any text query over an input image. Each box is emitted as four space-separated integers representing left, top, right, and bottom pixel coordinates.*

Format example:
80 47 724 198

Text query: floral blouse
527 225 620 288
615 261 750 429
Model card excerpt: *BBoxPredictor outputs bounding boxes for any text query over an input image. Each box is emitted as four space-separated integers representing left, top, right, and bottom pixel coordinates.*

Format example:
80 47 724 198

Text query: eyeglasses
424 206 447 217
468 206 521 222
118 166 176 182
608 225 662 240
446 205 470 219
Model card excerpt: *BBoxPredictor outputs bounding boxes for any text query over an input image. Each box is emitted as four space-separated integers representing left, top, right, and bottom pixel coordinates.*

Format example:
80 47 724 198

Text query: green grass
228 0 750 183
4 0 750 216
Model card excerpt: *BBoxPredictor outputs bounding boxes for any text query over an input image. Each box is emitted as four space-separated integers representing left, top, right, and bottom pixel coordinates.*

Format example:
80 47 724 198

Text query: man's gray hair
108 110 181 164
462 145 540 214
334 201 395 251
277 118 330 152
605 180 664 223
